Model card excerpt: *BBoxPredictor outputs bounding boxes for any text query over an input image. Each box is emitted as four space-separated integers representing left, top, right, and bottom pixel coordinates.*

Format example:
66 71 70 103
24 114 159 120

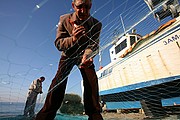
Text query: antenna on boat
99 51 103 70
120 14 126 35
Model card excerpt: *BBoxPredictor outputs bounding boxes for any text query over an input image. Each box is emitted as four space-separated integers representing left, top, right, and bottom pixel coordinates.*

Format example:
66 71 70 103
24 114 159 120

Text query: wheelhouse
109 33 141 62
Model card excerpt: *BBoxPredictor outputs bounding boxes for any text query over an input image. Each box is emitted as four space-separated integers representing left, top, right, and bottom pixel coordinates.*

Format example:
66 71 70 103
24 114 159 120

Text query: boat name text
163 34 180 45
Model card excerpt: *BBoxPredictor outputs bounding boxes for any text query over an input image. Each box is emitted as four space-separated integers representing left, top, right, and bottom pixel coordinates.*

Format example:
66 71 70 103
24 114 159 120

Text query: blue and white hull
97 16 180 110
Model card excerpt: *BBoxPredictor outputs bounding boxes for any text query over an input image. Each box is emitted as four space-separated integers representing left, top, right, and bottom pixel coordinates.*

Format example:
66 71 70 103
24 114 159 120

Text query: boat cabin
109 33 142 62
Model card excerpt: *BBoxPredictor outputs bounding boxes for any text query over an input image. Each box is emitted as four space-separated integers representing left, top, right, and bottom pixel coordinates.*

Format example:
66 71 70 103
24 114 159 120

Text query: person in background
35 0 103 120
23 76 45 118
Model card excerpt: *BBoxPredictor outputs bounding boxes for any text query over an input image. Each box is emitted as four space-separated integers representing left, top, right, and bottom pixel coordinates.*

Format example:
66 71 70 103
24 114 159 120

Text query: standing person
35 0 103 120
23 76 45 118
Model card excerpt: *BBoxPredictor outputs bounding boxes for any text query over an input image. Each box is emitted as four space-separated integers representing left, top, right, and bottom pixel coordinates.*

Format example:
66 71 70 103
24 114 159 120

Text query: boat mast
120 14 126 35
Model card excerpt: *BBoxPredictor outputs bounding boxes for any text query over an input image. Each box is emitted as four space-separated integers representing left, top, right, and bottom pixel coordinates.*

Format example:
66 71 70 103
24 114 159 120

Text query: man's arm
54 15 77 51
80 20 102 68
32 80 38 90
84 21 102 58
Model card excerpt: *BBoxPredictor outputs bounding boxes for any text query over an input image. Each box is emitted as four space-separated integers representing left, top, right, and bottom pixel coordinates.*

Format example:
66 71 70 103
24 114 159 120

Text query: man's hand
80 55 93 68
72 24 86 42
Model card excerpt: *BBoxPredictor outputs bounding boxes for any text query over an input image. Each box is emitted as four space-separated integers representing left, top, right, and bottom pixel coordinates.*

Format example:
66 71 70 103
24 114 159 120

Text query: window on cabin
130 36 136 46
100 73 103 78
137 36 141 40
104 70 108 76
115 39 127 54
109 67 113 73
111 51 114 54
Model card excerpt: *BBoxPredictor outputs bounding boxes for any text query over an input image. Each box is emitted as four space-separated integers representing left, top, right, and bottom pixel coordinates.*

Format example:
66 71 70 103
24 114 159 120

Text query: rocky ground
102 112 180 120
101 105 180 120
102 112 145 120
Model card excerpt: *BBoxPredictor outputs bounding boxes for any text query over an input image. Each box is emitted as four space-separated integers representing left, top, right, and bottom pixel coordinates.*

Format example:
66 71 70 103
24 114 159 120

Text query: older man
35 0 103 120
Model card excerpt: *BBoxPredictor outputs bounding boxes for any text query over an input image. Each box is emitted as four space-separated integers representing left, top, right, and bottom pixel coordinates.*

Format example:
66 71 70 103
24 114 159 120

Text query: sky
0 0 175 103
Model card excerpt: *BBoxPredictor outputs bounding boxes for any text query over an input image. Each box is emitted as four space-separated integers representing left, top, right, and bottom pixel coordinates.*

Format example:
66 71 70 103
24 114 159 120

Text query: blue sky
0 0 174 103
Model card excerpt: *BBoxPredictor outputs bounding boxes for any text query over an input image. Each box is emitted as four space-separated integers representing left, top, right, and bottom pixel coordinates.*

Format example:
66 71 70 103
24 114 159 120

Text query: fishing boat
97 0 180 118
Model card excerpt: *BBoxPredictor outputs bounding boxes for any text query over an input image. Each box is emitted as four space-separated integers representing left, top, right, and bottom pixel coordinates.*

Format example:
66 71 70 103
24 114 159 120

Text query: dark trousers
35 56 103 120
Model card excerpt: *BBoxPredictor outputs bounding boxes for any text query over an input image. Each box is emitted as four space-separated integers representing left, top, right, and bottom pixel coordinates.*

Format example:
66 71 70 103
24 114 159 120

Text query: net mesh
0 0 180 119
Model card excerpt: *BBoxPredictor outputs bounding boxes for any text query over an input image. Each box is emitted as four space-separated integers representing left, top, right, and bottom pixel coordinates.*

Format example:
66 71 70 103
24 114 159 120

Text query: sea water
0 102 26 116
0 102 87 120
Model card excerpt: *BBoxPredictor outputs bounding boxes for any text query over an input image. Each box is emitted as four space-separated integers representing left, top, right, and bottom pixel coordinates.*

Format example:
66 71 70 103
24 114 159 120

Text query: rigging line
125 4 146 21
104 0 115 25
102 1 129 26
102 17 119 35
123 0 143 18
122 0 129 12
99 1 142 47
91 0 112 16
63 0 71 13
101 17 121 45
94 0 130 31
79 0 112 26
100 20 123 49
99 0 169 53
101 18 119 38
